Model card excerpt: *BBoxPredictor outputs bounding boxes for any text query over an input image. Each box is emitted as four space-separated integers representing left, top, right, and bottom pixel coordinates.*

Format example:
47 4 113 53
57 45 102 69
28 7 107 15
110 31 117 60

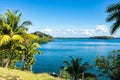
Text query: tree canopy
0 9 41 71
95 50 120 80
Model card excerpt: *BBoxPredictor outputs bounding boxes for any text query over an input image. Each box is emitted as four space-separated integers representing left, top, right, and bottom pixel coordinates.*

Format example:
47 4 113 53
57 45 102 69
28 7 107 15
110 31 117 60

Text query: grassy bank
0 67 62 80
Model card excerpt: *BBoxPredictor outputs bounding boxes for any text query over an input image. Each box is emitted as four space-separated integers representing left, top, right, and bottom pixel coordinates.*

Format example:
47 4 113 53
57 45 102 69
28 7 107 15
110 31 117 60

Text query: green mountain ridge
33 31 53 43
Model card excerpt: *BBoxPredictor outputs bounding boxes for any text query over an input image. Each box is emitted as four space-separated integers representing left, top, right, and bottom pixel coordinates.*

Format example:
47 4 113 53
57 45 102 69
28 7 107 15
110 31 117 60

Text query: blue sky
0 0 120 37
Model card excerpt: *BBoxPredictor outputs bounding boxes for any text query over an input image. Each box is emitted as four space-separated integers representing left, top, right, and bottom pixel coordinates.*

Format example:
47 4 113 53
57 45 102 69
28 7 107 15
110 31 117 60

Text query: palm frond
0 35 11 45
18 12 22 18
16 43 26 50
2 22 11 33
15 27 28 34
106 2 120 13
32 43 40 48
28 34 39 40
106 2 120 35
70 56 75 65
106 12 119 22
20 21 32 27
110 21 120 34
6 9 11 14
81 62 91 71
12 35 24 43
64 60 71 67
13 10 19 14
0 14 4 23
84 72 97 78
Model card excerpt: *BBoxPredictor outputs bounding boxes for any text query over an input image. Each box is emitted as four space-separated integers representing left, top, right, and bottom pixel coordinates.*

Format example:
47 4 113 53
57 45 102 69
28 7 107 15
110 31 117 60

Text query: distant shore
54 37 118 39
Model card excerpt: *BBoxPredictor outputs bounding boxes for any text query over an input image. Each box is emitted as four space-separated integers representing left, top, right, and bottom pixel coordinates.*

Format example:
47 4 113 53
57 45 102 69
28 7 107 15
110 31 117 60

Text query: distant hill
33 31 53 43
89 36 114 39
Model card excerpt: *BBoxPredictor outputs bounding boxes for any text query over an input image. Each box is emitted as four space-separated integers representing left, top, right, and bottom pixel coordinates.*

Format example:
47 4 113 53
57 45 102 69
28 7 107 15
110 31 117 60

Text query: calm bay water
33 38 120 74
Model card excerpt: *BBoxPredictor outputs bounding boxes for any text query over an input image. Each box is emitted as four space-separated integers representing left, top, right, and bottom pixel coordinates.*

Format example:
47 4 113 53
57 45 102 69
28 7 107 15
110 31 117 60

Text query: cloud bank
40 25 110 37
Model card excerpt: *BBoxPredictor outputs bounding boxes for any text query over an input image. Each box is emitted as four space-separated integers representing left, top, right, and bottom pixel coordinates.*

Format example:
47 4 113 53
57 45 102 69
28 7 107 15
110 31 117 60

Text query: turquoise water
33 38 120 75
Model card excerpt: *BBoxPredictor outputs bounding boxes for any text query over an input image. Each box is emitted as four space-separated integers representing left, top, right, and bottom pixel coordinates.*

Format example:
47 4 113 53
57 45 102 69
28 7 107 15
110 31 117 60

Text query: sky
0 0 120 37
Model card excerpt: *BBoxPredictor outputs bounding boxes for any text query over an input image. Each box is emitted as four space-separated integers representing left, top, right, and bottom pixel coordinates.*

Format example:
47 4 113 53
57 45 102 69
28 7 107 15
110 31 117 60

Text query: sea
33 38 120 79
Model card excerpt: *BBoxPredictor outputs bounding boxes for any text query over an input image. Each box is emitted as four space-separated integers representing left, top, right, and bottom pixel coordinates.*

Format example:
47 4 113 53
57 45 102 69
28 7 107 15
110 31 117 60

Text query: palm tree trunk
82 73 84 80
30 65 33 72
5 49 14 68
5 60 9 68
5 43 12 68
22 54 26 70
5 49 10 68
73 76 78 80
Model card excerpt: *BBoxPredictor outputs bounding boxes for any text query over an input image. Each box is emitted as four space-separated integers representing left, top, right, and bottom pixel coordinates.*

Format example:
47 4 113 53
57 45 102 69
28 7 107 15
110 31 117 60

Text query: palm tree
24 34 41 72
106 2 120 34
22 42 41 72
15 33 41 71
0 9 32 68
63 56 96 80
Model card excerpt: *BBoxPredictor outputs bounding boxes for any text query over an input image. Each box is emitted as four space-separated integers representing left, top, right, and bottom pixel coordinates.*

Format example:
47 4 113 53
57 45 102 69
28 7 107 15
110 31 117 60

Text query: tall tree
20 34 41 71
106 2 120 34
0 9 32 68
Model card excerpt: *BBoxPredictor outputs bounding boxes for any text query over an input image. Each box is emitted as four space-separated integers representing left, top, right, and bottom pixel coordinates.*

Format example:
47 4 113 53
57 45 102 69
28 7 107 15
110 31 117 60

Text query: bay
33 38 120 76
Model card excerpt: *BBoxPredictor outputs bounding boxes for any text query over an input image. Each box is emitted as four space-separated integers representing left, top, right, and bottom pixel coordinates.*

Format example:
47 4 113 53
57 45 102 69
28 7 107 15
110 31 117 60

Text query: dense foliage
61 56 97 80
33 31 53 43
95 50 120 80
0 9 41 71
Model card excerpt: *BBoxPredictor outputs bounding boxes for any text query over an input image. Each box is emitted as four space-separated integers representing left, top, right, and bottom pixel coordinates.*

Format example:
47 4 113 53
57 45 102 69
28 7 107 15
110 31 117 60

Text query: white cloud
95 25 108 33
40 25 110 37
82 29 93 36
41 28 52 34
82 25 109 36
89 29 95 33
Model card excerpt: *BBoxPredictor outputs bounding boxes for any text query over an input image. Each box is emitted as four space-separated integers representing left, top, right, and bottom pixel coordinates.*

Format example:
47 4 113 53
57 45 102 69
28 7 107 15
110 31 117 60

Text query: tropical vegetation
94 3 120 79
61 56 97 80
0 9 41 71
95 50 120 80
33 31 53 43
1 1 120 80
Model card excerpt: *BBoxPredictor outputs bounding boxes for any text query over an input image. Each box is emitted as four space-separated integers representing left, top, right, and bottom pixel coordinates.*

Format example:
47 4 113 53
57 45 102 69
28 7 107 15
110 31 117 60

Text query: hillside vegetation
33 31 53 43
0 67 62 80
89 36 114 39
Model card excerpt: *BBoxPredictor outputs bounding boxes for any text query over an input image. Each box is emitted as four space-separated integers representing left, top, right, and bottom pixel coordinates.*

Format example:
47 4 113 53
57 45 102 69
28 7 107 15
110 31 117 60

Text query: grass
0 67 63 80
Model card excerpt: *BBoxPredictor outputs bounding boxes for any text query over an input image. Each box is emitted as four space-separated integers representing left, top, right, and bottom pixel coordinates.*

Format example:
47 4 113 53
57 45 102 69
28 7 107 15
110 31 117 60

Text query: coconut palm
15 33 41 71
24 34 41 72
0 9 32 68
22 42 41 72
106 2 120 34
64 56 96 80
